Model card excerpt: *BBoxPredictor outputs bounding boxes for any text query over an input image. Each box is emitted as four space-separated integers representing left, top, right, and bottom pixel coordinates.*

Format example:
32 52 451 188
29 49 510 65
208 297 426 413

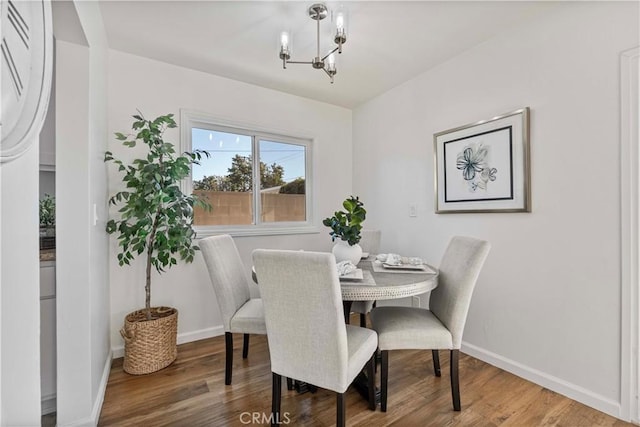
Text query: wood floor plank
98 330 632 427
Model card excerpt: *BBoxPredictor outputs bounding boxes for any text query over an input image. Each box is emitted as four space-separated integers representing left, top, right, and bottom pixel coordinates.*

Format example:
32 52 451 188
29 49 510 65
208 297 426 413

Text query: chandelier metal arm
321 46 340 62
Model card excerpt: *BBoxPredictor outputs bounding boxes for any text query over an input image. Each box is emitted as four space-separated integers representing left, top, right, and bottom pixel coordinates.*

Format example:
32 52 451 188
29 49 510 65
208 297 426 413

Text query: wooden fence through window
193 191 305 225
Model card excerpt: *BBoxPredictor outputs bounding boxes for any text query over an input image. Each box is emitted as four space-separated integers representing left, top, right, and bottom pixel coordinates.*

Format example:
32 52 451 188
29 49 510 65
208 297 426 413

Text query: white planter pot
332 241 363 265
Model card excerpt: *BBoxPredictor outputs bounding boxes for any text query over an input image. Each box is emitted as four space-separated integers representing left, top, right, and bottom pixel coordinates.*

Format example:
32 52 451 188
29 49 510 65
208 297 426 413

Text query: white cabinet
40 261 56 415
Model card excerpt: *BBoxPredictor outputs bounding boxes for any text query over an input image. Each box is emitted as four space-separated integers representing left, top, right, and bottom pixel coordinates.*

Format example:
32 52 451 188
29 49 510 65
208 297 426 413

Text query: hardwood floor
98 323 631 427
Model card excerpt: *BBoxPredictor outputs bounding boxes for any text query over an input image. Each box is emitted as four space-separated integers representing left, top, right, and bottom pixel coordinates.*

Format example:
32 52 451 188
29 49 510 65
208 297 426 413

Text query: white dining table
251 256 439 322
341 257 438 299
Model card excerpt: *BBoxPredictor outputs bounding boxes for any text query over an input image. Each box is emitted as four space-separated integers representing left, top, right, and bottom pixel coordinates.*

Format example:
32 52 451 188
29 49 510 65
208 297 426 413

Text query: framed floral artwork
433 107 531 213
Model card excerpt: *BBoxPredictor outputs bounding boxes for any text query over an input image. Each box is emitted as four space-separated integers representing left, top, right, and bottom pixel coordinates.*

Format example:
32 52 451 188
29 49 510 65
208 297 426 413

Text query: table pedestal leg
343 300 353 324
293 381 317 394
352 372 381 405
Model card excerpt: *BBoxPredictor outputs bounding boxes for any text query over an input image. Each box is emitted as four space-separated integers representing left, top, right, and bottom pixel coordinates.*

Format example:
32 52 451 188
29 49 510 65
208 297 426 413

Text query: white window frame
180 109 317 238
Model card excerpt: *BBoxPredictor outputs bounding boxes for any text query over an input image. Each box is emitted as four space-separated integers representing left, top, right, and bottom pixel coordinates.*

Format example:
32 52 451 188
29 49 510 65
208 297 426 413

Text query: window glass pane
258 140 306 223
192 128 254 225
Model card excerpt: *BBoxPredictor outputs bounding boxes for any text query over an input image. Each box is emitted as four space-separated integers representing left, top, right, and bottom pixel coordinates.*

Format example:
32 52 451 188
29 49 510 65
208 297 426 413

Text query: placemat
340 269 376 286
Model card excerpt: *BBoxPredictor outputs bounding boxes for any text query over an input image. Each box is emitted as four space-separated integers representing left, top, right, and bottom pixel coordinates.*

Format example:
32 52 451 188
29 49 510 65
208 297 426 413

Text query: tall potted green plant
322 195 367 265
105 112 208 375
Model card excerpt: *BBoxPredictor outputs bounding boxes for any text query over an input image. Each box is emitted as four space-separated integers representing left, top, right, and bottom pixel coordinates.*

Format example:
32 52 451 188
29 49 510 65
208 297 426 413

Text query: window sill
194 224 321 239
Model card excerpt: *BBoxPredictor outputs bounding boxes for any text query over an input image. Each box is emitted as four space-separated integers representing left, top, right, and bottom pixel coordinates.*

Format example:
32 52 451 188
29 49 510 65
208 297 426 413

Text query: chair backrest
429 236 490 348
359 229 381 254
252 249 350 392
199 234 251 331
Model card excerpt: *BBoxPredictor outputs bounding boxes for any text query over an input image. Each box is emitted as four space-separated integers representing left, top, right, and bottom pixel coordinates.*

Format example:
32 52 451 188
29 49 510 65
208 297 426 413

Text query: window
180 110 314 236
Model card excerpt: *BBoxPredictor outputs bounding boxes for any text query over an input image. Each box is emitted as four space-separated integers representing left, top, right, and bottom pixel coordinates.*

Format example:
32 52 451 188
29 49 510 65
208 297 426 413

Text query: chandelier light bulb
279 31 291 66
333 6 347 48
280 32 289 50
336 13 344 30
327 53 336 69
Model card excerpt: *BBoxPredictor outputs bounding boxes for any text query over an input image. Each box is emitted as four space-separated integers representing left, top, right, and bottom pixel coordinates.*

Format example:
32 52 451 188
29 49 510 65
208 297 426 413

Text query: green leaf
322 196 366 246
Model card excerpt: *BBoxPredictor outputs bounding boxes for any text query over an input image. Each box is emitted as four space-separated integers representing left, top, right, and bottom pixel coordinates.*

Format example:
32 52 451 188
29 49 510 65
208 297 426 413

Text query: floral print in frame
434 108 530 213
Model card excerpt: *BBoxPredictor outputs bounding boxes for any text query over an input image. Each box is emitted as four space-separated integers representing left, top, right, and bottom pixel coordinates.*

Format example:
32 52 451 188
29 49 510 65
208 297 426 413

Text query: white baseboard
461 341 622 420
111 325 225 359
177 325 225 346
59 349 112 427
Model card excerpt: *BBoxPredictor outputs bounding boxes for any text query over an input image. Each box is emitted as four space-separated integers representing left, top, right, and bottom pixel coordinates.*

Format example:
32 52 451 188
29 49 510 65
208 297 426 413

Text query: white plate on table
382 263 427 271
339 268 363 281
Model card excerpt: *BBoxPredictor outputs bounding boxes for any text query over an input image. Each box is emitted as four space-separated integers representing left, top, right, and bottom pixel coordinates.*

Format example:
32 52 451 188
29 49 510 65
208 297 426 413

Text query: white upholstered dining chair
200 234 267 385
252 249 378 427
370 236 490 412
351 229 381 326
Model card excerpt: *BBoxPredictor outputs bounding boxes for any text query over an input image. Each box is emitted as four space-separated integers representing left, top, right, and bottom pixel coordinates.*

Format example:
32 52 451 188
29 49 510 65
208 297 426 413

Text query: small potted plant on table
322 195 367 265
105 112 208 375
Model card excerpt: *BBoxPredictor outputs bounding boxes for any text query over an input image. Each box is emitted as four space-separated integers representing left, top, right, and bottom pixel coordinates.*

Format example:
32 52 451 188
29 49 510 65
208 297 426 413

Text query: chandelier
278 3 347 84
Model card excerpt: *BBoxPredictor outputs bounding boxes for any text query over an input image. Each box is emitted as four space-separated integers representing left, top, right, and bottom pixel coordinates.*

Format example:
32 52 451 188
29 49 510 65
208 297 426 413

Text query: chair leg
367 352 376 410
272 373 282 427
450 349 461 411
242 334 250 359
380 350 389 412
432 350 441 377
336 392 346 427
224 332 233 385
286 377 294 390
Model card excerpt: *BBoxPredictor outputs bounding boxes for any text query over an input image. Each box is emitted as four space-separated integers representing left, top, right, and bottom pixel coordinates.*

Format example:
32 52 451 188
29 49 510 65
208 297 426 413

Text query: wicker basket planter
120 306 178 375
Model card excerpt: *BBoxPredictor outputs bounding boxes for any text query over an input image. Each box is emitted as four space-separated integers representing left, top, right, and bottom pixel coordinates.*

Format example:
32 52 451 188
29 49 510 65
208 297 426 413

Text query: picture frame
433 107 531 213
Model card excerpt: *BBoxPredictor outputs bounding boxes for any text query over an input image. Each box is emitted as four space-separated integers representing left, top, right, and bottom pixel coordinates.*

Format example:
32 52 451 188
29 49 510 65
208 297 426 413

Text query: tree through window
184 121 311 230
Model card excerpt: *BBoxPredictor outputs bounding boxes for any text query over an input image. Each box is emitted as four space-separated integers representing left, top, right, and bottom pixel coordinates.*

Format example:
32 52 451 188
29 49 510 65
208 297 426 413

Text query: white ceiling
97 1 555 109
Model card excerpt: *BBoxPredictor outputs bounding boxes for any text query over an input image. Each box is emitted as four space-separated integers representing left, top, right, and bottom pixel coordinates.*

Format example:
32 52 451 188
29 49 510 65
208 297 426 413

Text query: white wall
56 39 92 425
39 49 56 198
107 50 352 353
0 143 41 426
39 171 56 198
353 1 638 419
39 47 56 170
55 1 111 425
